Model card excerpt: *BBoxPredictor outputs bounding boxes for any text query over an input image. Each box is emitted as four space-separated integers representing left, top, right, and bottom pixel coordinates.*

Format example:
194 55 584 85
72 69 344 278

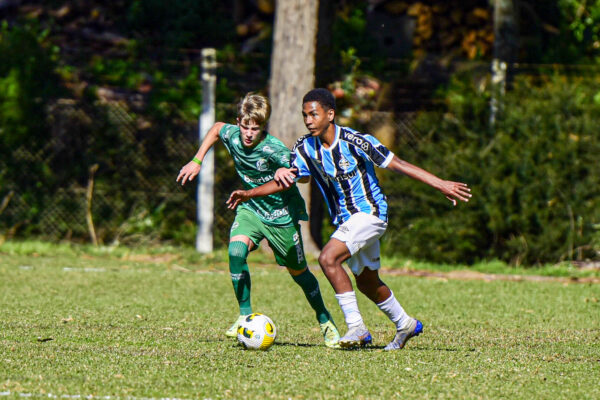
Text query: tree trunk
309 0 335 249
269 0 320 255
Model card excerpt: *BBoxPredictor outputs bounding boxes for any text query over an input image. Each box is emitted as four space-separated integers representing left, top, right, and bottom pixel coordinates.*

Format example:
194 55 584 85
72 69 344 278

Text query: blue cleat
384 318 423 351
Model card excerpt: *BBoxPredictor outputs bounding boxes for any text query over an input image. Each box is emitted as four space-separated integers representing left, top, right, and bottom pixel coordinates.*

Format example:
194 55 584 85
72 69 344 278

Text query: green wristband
192 157 202 166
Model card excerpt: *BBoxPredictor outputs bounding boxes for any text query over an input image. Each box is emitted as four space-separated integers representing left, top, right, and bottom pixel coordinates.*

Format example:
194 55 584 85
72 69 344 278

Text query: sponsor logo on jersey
344 132 372 152
262 145 274 154
243 174 273 184
232 137 240 146
330 170 357 182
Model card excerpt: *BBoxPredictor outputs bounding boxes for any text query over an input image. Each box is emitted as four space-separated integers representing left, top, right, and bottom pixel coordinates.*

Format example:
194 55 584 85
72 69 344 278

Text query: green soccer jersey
219 124 308 226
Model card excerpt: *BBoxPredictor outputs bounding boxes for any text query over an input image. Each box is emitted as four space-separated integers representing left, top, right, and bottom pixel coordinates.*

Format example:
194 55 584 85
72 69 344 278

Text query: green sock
292 268 330 324
228 241 252 315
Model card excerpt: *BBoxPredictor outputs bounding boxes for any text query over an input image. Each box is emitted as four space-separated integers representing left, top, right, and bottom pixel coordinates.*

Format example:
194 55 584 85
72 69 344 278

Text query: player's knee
318 251 335 270
228 241 249 260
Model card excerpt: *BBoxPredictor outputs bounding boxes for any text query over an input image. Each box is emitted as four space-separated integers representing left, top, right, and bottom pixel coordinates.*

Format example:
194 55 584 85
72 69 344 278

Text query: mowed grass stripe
1 250 599 399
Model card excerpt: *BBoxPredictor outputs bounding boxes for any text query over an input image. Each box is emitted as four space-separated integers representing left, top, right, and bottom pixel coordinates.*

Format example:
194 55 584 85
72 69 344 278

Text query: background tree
268 0 320 252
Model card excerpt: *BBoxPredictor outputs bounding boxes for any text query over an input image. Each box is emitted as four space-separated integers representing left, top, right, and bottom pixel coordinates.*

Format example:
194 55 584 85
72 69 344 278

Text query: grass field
1 241 599 399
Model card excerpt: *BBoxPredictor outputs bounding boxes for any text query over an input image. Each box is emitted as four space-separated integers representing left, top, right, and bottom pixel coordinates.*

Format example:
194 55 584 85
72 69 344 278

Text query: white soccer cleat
384 318 423 351
338 323 373 348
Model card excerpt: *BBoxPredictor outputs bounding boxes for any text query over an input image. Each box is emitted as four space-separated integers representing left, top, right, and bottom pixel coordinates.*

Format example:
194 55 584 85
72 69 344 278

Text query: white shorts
331 212 388 276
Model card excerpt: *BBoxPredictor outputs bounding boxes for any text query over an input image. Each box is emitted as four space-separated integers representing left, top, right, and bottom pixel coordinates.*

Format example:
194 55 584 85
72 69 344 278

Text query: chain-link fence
0 97 413 248
2 60 599 257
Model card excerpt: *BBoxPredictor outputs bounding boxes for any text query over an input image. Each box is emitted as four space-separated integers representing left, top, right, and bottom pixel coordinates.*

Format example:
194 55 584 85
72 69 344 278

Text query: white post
196 48 216 253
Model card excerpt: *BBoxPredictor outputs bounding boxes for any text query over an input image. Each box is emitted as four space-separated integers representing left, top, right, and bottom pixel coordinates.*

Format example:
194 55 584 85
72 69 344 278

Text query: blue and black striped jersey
291 125 394 226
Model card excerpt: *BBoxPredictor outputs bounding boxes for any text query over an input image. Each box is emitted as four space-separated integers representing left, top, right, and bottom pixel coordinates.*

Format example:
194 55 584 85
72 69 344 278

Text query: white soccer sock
335 291 364 329
377 291 411 331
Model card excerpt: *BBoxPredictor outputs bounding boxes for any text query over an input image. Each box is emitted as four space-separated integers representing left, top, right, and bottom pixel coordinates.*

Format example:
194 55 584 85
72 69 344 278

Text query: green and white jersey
219 123 308 226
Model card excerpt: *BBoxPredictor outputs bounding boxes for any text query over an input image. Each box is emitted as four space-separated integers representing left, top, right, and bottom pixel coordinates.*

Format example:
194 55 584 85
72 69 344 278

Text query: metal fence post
196 48 216 253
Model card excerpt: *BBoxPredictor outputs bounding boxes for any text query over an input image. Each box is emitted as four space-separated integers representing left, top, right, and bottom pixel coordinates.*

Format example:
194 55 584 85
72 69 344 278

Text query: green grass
1 240 599 399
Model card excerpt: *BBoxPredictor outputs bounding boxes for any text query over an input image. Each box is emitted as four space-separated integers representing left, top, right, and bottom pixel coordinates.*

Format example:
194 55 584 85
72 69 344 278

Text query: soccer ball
236 313 277 350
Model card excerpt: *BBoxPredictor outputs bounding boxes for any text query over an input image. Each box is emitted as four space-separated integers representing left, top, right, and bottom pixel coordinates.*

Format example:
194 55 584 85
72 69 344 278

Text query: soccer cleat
384 318 423 351
225 314 249 338
338 324 373 348
319 320 341 348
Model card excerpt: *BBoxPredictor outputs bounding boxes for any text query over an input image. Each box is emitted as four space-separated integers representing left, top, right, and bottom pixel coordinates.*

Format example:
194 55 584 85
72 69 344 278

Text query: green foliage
526 1 600 62
559 0 600 58
331 4 387 74
385 73 600 265
0 21 65 222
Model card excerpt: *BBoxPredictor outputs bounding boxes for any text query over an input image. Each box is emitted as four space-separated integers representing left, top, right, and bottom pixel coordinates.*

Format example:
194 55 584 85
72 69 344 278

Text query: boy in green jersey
176 93 340 348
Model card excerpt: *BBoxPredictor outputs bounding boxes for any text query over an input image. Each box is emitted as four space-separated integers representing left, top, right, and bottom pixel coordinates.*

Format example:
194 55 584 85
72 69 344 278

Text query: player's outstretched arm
386 155 472 206
226 179 289 210
176 122 225 185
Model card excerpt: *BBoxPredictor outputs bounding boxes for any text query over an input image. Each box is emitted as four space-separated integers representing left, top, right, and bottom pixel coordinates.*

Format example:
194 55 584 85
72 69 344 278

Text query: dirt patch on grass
380 268 600 284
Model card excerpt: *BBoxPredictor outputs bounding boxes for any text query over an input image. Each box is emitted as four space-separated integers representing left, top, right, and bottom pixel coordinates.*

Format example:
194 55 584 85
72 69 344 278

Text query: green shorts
230 208 307 271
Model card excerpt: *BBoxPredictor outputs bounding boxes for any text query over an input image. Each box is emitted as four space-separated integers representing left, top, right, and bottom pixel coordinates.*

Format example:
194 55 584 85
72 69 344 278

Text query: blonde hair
237 93 271 126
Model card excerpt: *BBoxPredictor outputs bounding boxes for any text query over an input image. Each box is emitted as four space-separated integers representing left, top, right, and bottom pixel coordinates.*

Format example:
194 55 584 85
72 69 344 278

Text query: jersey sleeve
290 146 311 178
354 134 395 168
268 146 293 169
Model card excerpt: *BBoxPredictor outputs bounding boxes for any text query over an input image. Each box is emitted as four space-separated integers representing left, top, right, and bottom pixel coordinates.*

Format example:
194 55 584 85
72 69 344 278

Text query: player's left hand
439 181 472 206
226 190 250 209
274 167 297 188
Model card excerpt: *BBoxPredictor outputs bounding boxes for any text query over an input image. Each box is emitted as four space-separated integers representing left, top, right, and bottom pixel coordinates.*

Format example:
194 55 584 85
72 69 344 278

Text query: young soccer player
227 88 472 350
176 93 341 348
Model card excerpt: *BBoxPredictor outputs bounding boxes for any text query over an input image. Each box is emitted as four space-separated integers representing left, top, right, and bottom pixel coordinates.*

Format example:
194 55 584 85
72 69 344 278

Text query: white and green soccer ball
237 313 277 350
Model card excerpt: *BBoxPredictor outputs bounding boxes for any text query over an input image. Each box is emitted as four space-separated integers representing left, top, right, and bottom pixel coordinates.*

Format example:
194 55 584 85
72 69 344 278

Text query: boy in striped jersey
227 89 471 350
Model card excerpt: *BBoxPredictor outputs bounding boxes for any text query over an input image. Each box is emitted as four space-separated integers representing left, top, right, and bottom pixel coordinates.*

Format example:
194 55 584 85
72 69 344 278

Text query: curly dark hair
302 88 336 111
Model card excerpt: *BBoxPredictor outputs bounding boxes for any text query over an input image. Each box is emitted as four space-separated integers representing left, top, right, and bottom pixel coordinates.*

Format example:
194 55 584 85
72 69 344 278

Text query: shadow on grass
274 341 317 348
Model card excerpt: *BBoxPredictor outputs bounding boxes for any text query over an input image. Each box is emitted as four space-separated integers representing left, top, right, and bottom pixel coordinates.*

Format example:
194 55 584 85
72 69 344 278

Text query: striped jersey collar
316 124 340 151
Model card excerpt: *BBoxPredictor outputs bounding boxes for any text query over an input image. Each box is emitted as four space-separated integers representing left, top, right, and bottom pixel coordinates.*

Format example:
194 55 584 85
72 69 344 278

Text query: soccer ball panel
236 313 277 350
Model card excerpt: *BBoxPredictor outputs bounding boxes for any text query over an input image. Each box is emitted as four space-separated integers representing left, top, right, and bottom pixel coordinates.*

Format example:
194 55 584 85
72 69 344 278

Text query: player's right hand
274 167 297 188
226 190 250 209
176 161 201 185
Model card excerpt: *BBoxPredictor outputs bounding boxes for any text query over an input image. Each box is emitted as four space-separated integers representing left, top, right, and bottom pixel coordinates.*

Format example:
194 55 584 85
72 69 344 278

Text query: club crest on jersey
232 137 240 146
338 157 350 170
256 158 268 171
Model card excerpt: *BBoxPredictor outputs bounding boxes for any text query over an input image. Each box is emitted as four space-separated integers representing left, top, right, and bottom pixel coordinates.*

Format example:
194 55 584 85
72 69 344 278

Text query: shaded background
1 0 599 265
